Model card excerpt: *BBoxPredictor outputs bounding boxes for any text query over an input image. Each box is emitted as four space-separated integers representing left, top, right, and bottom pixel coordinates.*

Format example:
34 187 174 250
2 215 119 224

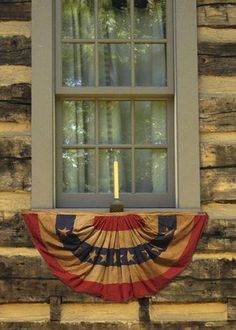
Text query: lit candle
113 160 119 199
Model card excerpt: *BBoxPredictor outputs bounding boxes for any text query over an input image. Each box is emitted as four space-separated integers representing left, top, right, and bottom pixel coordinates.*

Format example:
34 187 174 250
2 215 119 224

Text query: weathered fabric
23 211 207 301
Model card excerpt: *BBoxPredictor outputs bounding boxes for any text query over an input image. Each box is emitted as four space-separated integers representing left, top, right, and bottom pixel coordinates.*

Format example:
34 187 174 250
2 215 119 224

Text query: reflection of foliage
62 0 166 87
63 149 96 193
62 101 95 145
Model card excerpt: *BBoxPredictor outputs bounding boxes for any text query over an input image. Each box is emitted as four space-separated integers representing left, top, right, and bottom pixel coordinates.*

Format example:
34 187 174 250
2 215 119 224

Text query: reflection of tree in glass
63 150 96 192
63 0 95 39
98 0 130 39
134 0 166 39
62 101 95 145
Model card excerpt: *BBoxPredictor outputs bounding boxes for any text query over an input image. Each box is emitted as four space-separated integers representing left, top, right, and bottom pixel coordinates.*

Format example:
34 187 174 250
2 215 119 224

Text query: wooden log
0 36 31 66
201 143 236 168
0 278 235 303
0 102 31 122
0 213 32 247
200 96 236 132
199 55 236 76
198 4 236 27
0 1 31 21
0 135 31 158
0 253 235 281
0 321 236 330
0 83 31 103
198 1 236 5
198 42 236 56
0 158 31 192
201 167 236 203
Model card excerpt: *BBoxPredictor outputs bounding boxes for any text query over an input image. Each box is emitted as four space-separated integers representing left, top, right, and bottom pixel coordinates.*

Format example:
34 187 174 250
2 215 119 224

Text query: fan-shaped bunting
23 211 207 301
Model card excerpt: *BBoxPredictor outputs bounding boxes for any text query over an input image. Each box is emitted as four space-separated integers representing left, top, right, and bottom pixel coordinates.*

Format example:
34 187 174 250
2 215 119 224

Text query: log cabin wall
0 0 235 329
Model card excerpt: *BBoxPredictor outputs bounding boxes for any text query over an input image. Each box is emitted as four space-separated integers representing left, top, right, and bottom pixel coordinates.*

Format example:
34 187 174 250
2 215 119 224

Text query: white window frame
32 0 200 210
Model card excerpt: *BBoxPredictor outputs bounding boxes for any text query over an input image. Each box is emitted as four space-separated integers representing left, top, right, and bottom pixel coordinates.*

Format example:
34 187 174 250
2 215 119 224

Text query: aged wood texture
198 42 236 56
0 213 32 247
0 36 31 66
0 1 31 21
0 320 236 330
198 4 236 27
0 83 31 103
201 168 236 203
0 277 235 303
0 251 235 281
199 55 236 76
0 135 31 158
200 96 236 132
0 102 30 123
0 158 31 191
200 143 236 168
198 1 236 6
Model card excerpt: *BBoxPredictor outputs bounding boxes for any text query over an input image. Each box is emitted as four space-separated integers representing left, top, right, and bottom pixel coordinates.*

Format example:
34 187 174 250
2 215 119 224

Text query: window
32 0 200 209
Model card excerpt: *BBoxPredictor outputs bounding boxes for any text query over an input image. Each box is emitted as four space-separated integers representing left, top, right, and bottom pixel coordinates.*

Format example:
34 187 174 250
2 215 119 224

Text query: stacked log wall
0 0 235 329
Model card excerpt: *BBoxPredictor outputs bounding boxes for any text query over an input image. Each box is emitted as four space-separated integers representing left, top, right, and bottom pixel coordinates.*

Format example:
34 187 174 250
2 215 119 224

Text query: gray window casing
31 0 200 210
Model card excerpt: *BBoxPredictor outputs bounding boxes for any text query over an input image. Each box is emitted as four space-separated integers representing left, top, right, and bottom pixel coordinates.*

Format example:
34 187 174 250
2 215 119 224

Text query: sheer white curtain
62 0 167 194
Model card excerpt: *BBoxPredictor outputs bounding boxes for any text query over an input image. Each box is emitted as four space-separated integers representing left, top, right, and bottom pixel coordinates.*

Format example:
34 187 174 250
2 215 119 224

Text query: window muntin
56 0 174 208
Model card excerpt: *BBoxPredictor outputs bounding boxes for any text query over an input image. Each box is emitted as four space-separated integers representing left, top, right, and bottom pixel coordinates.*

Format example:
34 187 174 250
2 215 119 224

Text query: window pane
135 44 166 86
63 149 96 192
135 101 166 145
99 101 131 144
62 44 95 86
62 0 95 39
62 101 95 145
99 149 131 192
135 149 167 192
99 44 131 86
134 0 166 38
98 0 130 39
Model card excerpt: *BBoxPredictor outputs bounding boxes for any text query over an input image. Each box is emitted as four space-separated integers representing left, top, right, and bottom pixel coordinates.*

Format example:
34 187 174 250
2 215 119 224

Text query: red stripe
23 213 207 301
93 214 145 231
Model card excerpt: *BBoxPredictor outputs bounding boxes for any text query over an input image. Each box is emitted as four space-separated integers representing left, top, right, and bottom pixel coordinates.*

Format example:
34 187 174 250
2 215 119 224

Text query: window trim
32 0 200 209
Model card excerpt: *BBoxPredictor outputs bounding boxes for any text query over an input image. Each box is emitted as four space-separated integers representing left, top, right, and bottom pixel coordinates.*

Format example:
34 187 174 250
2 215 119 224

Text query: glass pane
135 44 166 86
134 0 166 38
135 149 167 192
62 101 95 145
62 0 95 39
99 44 131 86
63 149 96 192
62 44 95 87
135 101 166 144
99 149 131 193
98 101 131 144
98 0 130 39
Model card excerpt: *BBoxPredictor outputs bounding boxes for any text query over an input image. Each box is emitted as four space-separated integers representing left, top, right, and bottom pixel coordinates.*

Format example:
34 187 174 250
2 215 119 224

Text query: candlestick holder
110 198 124 213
